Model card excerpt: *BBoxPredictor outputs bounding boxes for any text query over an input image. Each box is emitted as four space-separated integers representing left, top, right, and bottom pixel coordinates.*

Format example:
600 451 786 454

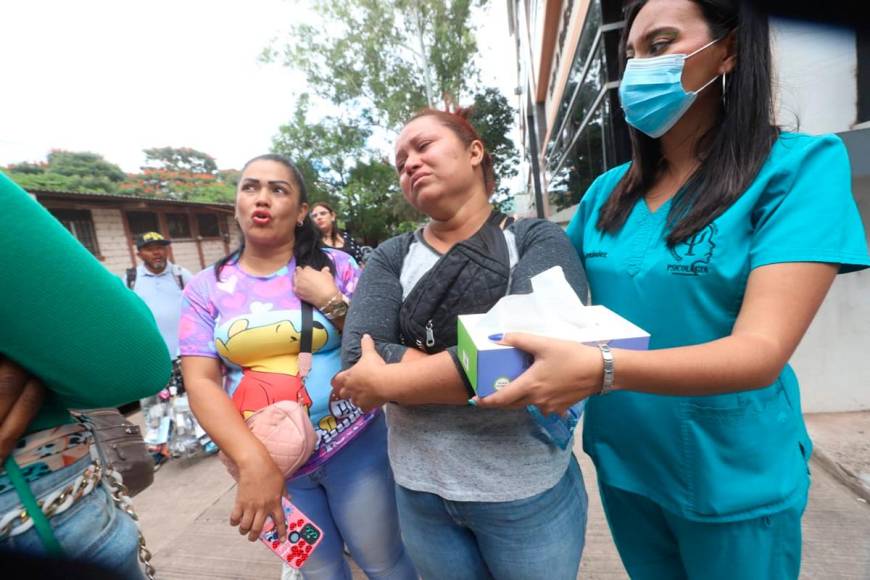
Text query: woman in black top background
310 201 366 265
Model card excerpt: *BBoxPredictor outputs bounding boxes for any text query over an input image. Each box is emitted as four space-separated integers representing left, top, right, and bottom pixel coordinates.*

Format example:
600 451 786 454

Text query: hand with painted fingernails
472 333 604 416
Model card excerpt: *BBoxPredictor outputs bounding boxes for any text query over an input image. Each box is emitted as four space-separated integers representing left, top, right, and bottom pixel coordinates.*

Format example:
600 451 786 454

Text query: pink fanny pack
220 400 317 480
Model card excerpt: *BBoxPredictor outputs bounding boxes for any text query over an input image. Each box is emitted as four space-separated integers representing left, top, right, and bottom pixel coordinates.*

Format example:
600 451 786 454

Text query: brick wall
91 208 134 277
200 240 227 267
227 216 242 250
170 240 203 274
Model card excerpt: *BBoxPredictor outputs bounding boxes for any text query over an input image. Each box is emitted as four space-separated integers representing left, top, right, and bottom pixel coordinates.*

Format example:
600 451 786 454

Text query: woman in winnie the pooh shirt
179 154 415 580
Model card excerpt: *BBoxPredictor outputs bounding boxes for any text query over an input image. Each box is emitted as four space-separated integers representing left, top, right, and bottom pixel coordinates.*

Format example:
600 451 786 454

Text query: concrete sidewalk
132 450 622 579
805 411 870 503
131 415 870 579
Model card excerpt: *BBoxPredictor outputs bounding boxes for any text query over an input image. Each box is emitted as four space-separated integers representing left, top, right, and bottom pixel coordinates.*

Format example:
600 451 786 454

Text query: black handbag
399 211 514 354
74 408 154 497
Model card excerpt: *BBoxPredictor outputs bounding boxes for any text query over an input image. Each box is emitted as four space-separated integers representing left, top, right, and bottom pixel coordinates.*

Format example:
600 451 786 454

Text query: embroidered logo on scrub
666 224 717 276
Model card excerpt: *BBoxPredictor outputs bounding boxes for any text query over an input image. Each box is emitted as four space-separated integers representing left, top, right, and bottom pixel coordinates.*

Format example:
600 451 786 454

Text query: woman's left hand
331 335 390 412
294 266 339 309
474 333 603 415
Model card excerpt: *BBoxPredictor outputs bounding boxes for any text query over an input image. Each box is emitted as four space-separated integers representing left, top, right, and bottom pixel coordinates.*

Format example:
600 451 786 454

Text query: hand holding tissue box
457 266 650 398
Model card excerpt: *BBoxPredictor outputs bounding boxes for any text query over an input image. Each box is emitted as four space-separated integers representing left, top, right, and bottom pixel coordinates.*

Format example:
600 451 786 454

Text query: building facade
508 0 629 219
509 1 870 411
31 189 239 277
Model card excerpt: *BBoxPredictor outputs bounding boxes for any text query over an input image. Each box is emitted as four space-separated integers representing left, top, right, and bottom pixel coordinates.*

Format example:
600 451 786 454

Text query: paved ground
805 412 870 502
132 416 870 579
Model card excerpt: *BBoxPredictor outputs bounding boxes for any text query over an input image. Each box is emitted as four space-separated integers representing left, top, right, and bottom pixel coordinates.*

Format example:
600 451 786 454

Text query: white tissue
476 266 594 338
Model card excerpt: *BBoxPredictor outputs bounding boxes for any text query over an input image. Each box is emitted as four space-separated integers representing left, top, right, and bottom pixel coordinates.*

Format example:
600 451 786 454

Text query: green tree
272 95 420 243
4 148 239 202
8 161 45 175
143 147 218 174
4 171 78 192
272 94 372 202
123 147 235 201
267 0 520 242
343 159 421 243
268 0 485 131
4 150 126 193
46 150 127 184
469 87 519 207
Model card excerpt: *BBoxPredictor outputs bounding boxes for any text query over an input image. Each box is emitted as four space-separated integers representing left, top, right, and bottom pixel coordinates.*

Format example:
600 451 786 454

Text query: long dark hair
597 0 779 246
215 154 334 280
311 201 342 247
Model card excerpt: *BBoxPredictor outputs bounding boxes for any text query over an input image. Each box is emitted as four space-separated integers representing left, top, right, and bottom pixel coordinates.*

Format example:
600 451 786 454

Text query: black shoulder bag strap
298 302 314 381
172 265 186 290
126 267 137 289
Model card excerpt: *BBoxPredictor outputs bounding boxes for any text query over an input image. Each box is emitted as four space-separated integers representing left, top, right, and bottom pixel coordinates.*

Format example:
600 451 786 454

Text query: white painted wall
201 240 228 268
793 268 870 413
791 177 870 412
91 208 134 277
170 240 202 274
770 20 870 412
772 19 858 134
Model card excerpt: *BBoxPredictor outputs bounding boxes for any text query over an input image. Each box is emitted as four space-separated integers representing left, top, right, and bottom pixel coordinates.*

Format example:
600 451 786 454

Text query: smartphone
259 496 324 568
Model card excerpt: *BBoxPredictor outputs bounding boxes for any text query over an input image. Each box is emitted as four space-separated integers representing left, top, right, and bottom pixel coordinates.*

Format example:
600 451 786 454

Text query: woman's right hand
0 356 46 464
294 265 340 309
474 333 603 415
231 448 288 542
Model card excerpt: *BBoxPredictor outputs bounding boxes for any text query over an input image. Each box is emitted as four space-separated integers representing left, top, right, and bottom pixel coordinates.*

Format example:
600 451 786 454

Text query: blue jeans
395 455 588 580
599 482 805 579
0 455 144 579
287 414 417 580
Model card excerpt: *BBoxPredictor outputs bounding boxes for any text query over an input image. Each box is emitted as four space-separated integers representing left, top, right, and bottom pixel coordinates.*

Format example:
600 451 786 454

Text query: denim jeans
0 455 144 579
287 414 417 580
395 455 588 580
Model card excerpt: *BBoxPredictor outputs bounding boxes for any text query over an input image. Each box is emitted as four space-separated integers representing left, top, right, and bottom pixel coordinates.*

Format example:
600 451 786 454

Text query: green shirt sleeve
0 172 171 432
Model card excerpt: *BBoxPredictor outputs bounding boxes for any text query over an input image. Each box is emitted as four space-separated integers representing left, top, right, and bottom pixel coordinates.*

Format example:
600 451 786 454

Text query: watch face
324 300 348 319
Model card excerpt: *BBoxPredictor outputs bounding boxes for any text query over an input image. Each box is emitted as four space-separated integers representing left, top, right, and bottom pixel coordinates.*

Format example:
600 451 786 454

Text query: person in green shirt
478 1 870 578
0 171 171 578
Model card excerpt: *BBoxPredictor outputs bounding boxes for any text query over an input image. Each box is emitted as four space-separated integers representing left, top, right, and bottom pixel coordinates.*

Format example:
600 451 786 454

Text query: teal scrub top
566 133 870 523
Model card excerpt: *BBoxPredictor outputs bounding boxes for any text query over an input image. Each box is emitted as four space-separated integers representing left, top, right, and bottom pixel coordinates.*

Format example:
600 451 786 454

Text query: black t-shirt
333 230 365 265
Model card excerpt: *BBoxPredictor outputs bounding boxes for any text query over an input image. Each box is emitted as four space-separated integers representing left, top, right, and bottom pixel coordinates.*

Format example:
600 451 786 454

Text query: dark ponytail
215 154 334 280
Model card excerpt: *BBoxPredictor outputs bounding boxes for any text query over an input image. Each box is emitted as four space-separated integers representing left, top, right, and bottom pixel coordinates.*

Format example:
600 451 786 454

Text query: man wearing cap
128 232 197 465
128 232 193 358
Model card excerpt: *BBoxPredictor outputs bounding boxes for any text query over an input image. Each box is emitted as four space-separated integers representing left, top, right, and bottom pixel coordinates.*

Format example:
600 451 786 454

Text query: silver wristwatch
597 343 615 395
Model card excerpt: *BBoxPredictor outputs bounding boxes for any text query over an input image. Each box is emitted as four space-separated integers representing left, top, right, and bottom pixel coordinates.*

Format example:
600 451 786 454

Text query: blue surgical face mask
618 37 722 138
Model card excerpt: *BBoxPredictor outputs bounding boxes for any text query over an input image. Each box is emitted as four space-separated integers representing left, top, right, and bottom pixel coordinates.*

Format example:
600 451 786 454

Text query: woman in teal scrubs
478 0 870 578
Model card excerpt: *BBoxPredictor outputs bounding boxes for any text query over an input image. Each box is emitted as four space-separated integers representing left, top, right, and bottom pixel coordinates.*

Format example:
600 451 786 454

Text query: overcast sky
0 0 517 173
